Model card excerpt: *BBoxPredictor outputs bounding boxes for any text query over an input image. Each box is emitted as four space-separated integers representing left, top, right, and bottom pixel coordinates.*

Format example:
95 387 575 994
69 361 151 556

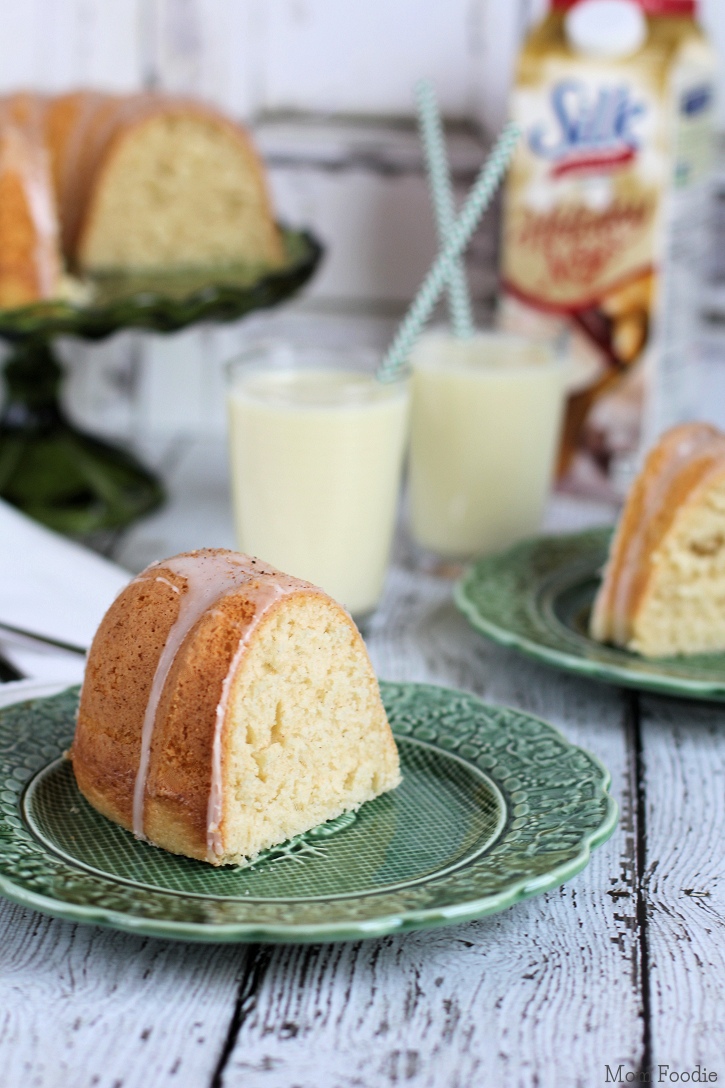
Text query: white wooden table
1 435 724 1088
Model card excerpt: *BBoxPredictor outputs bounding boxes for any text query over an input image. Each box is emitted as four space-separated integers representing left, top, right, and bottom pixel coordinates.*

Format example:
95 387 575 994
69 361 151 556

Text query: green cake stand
0 228 322 536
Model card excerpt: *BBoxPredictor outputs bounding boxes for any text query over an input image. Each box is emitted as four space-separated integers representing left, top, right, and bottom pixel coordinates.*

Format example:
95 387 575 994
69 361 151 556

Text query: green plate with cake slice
0 680 616 943
455 527 725 702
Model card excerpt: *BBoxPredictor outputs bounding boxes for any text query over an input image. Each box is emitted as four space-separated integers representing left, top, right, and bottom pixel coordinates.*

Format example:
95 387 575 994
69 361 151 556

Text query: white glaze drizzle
0 122 62 297
610 427 724 644
131 550 315 850
206 581 287 856
155 576 180 594
24 146 61 297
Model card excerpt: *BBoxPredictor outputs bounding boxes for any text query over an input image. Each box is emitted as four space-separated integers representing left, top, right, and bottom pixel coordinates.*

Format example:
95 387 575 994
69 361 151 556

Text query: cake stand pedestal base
0 340 164 536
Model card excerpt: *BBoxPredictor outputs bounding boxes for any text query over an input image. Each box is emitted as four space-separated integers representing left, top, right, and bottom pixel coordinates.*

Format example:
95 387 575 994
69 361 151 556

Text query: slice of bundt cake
71 549 400 865
590 422 725 657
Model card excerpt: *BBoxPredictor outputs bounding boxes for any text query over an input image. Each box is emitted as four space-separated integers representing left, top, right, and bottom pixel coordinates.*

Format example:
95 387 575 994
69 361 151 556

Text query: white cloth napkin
0 500 131 683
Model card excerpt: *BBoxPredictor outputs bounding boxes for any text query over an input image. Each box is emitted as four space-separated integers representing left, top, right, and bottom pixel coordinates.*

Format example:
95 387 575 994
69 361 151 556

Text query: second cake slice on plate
590 422 725 658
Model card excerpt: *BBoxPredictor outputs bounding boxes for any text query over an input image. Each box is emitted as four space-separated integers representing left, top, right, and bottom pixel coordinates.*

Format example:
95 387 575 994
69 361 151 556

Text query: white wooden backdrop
0 0 722 130
0 0 722 436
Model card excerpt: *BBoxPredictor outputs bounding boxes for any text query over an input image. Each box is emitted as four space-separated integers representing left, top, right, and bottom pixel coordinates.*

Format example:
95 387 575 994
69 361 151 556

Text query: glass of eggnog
408 330 567 563
226 343 409 619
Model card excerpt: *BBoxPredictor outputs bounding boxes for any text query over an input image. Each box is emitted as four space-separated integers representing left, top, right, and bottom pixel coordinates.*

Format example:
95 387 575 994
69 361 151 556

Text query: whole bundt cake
590 422 725 657
71 549 401 866
0 90 283 308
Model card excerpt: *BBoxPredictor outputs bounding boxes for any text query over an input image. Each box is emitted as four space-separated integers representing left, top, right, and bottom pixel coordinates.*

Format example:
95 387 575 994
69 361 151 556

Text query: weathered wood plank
0 575 640 1088
0 1 51 91
70 0 145 91
146 0 240 106
0 682 240 1088
0 0 722 133
0 895 251 1088
258 0 476 119
638 694 725 1075
219 566 643 1088
0 0 143 95
0 447 639 1088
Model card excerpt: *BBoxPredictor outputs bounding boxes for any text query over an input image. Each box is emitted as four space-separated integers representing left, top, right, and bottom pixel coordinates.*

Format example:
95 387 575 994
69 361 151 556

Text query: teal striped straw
376 121 520 384
416 78 474 339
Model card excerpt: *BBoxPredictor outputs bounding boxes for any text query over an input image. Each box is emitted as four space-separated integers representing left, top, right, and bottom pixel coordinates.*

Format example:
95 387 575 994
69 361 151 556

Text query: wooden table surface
1 437 724 1088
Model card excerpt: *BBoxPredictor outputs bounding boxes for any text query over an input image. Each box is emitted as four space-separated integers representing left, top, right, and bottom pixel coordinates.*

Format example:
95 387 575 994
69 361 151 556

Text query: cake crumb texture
220 597 400 865
78 111 282 270
631 473 725 657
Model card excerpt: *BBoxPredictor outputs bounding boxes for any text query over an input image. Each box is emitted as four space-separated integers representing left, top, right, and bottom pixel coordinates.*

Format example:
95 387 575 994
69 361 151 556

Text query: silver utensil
0 621 87 657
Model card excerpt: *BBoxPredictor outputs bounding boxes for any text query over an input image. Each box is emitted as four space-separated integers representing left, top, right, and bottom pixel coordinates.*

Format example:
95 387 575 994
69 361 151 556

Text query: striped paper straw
416 79 474 339
376 121 520 384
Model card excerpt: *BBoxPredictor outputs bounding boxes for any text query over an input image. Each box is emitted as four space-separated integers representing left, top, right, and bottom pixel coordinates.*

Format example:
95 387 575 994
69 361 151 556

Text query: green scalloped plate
0 227 322 342
455 527 725 702
0 680 616 943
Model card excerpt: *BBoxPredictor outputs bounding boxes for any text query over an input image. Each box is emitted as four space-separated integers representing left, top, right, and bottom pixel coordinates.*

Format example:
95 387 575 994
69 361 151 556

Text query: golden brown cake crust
142 590 262 858
42 91 87 202
71 549 358 863
71 569 182 834
590 423 725 646
0 100 62 306
0 89 282 304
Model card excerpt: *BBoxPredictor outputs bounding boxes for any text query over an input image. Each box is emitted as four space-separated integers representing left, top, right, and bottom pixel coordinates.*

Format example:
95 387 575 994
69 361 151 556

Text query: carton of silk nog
499 0 716 497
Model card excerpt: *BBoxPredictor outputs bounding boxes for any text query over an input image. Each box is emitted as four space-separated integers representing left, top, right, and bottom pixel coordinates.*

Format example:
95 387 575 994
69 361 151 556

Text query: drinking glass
408 329 567 563
226 342 409 618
